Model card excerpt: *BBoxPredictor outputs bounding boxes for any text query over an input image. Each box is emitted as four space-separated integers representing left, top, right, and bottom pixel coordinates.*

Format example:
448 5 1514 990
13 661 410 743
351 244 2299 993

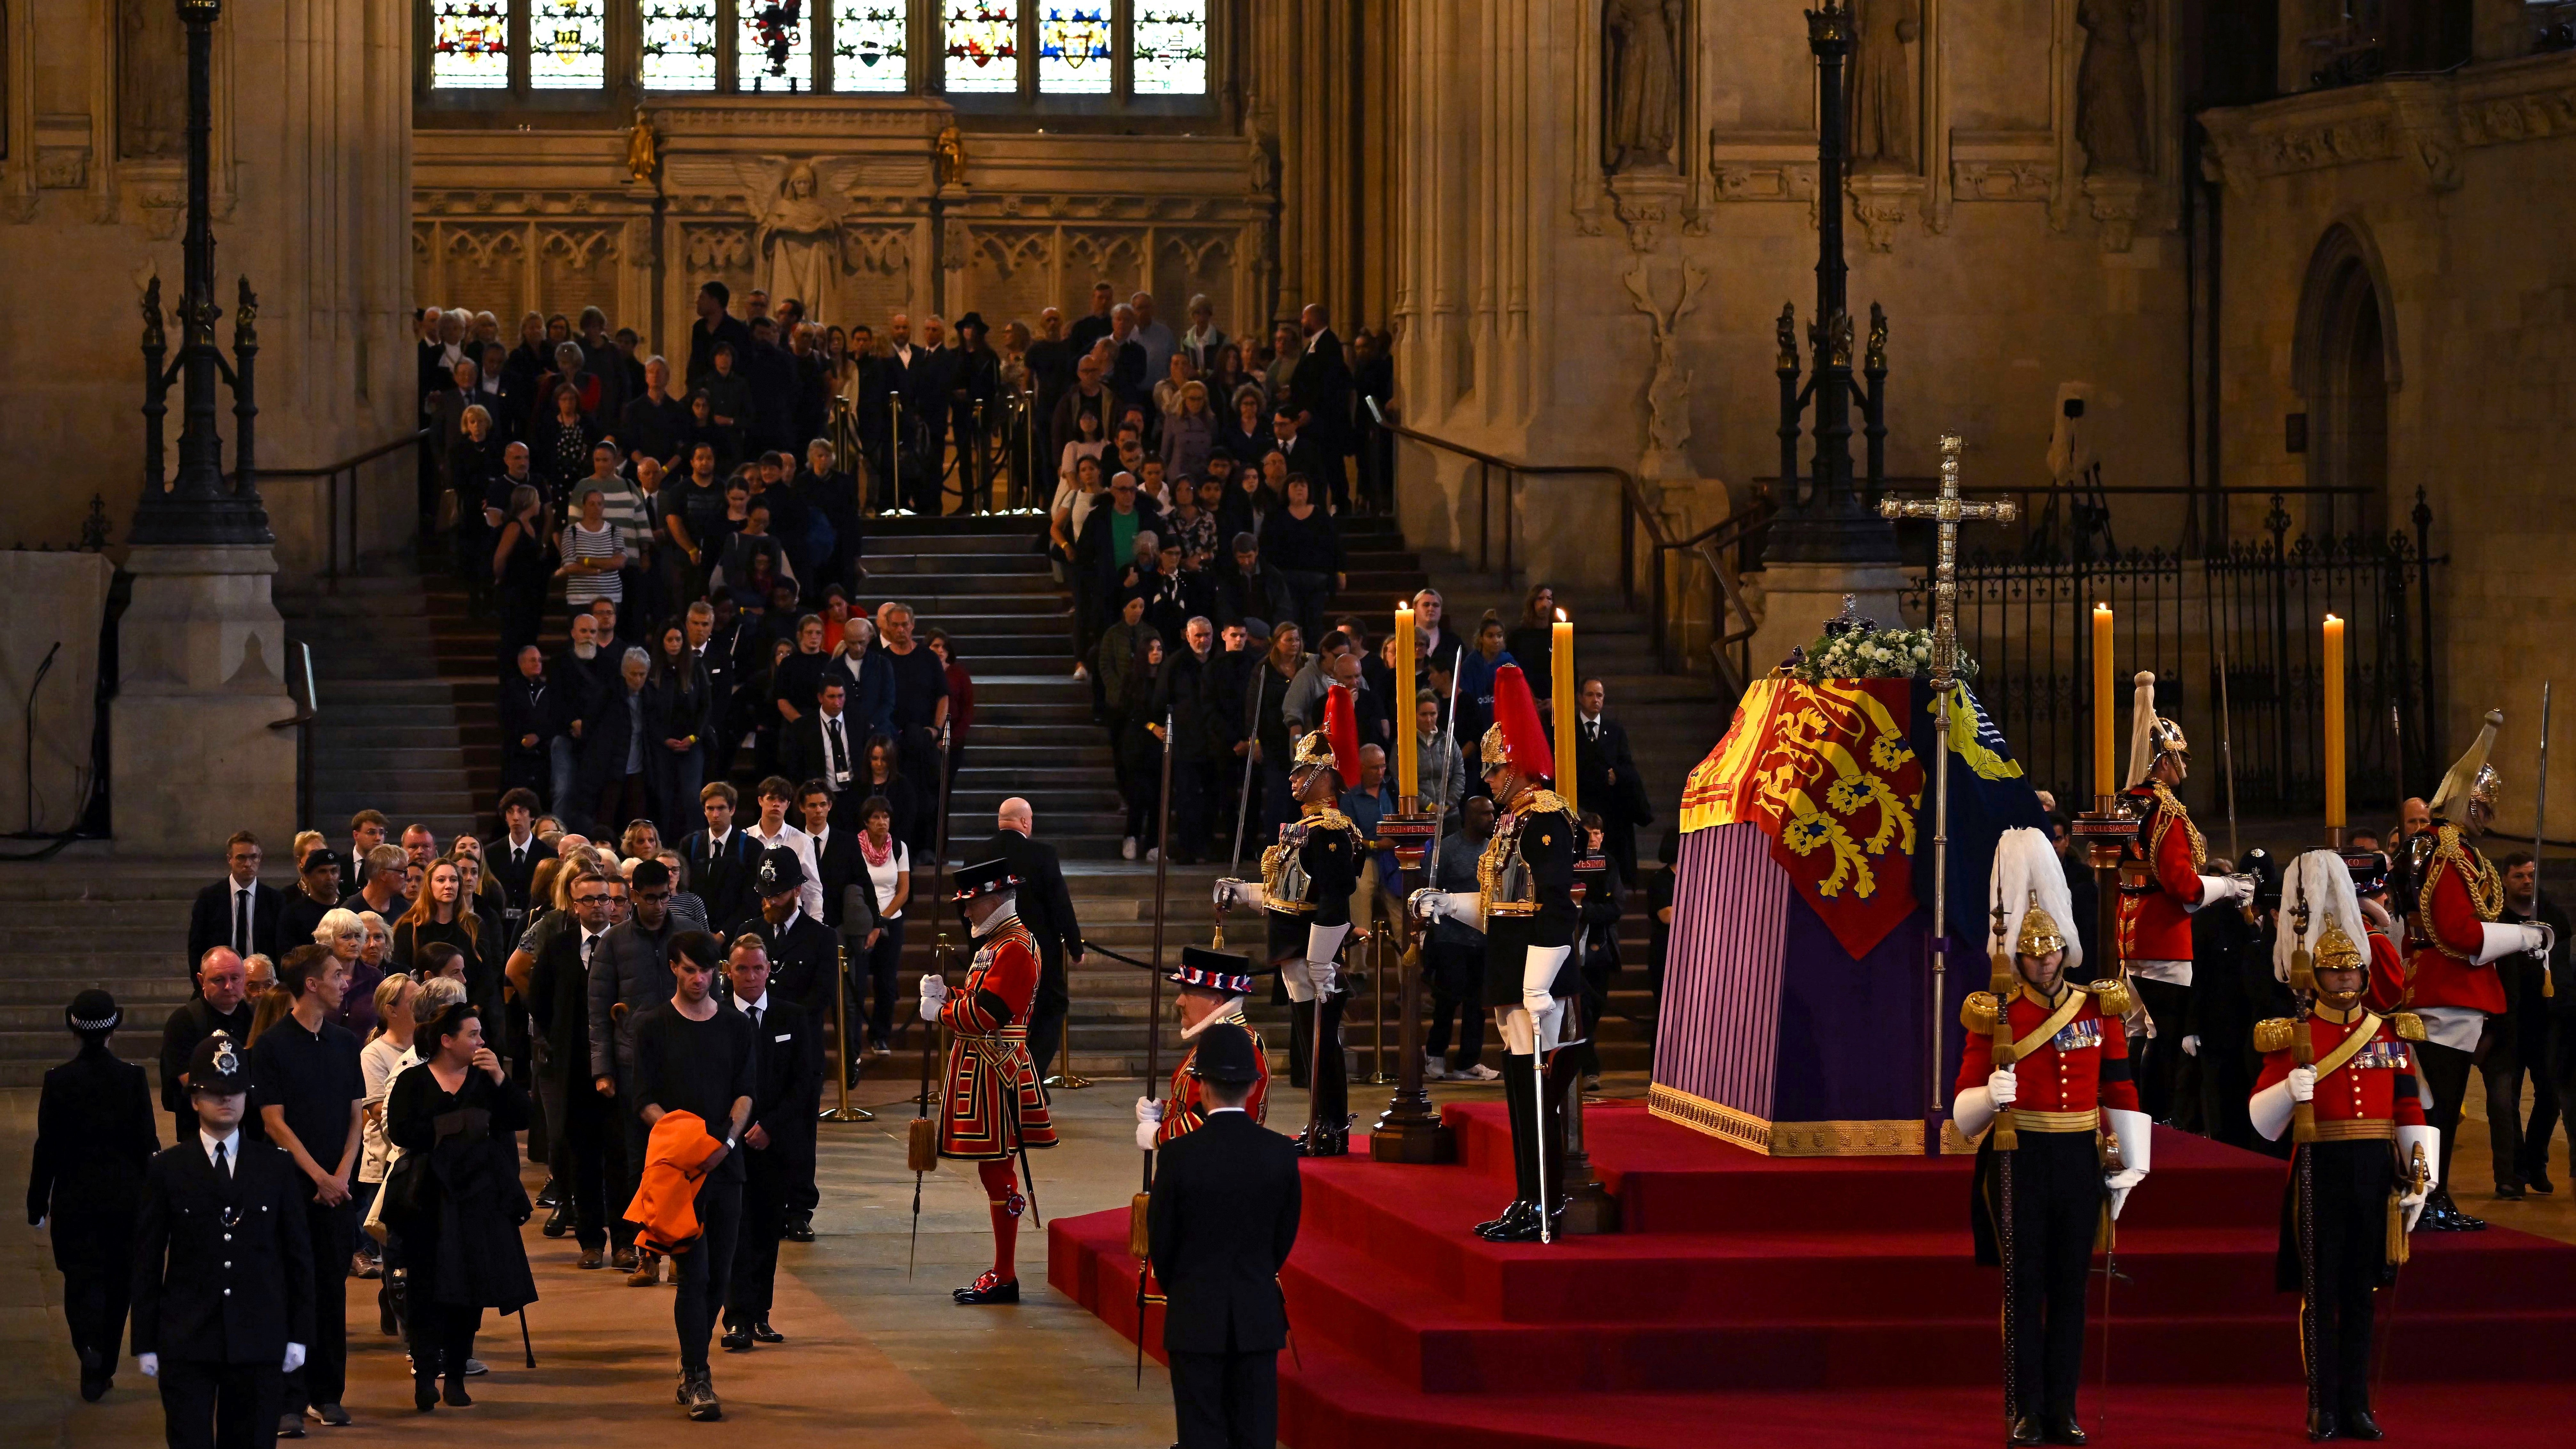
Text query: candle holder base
1368 1104 1456 1163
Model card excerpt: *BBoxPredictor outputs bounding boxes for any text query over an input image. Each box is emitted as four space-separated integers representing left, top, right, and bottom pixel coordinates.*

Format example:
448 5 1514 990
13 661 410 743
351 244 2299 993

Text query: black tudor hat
949 857 1022 903
1188 1020 1263 1085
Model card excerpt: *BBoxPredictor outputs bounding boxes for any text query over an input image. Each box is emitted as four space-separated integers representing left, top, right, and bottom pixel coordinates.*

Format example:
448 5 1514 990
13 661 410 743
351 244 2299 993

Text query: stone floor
3 1064 2562 1446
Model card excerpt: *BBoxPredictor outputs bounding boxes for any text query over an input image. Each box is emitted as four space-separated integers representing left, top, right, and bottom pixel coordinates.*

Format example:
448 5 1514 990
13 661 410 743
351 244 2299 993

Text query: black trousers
562 1077 628 1252
1169 1346 1279 1449
1423 941 1485 1067
283 1200 355 1414
675 1177 744 1373
1170 758 1217 862
2479 1015 2531 1192
897 725 944 853
55 1220 134 1373
1284 991 1348 1129
778 1118 820 1217
404 1298 480 1388
2132 977 2192 1124
860 917 908 1050
2515 1004 2561 1184
2549 1013 2576 1183
158 1358 285 1449
729 1147 790 1327
2302 1140 2395 1415
2001 1131 2102 1422
2193 1024 2260 1151
1028 950 1070 1081
2416 1038 2476 1194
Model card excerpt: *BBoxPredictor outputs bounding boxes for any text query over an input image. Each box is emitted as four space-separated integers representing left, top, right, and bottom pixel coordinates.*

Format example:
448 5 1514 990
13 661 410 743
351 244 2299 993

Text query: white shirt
864 838 910 918
735 989 771 1026
200 1127 242 1177
817 710 855 787
747 820 826 921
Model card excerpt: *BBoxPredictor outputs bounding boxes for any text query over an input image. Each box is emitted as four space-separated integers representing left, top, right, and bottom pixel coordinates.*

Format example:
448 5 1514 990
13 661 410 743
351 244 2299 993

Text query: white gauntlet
1213 878 1266 911
917 973 949 1022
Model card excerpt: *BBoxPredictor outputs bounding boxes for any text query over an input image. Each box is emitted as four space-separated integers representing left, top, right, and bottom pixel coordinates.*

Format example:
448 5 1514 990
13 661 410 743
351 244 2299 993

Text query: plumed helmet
2274 848 2373 989
1988 826 2084 974
2430 708 2504 819
2124 670 2187 788
1479 664 1556 784
1290 684 1361 789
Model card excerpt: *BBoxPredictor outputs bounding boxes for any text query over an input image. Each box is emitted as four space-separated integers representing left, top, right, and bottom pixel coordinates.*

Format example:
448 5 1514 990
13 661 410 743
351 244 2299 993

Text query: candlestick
1553 610 1577 814
1395 602 1418 800
2092 603 2115 799
2323 614 2346 833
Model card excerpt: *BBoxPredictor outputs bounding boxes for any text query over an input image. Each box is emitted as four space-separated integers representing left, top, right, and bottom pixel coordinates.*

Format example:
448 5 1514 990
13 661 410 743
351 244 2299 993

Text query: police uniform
2402 710 2550 1230
1953 827 2149 1445
923 858 1057 1305
2115 672 2250 1120
130 1032 316 1449
730 847 836 1237
2248 850 2439 1440
28 991 160 1401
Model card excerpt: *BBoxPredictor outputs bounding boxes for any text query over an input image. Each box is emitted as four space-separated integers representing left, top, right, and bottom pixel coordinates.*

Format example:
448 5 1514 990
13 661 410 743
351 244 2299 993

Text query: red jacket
1957 982 2141 1127
2406 825 2506 1013
1157 1017 1270 1146
2115 782 2206 963
2253 1004 2429 1135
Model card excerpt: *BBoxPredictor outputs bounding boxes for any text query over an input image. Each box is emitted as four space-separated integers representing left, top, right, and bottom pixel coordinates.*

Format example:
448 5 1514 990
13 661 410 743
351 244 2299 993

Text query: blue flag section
1906 681 2046 960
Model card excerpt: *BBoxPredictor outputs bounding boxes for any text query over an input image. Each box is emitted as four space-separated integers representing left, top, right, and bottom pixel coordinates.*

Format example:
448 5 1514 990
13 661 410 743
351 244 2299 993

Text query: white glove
1306 959 1340 995
2531 921 2558 957
1134 1097 1163 1152
2193 873 2248 911
2474 920 2551 965
2397 1122 2439 1232
917 973 949 1022
283 1342 306 1374
2103 1108 2150 1220
1987 1065 2019 1107
1408 888 1450 923
2286 1065 2316 1103
2181 1035 2200 1057
138 1352 158 1379
1213 878 1263 910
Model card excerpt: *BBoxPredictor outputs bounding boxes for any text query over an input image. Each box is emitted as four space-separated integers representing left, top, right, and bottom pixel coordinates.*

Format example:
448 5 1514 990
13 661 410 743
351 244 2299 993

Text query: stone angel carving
732 155 862 321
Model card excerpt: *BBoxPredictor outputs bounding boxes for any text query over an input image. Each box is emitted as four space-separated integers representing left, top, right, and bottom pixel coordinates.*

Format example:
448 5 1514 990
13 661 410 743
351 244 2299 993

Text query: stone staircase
0 851 205 1087
274 568 483 844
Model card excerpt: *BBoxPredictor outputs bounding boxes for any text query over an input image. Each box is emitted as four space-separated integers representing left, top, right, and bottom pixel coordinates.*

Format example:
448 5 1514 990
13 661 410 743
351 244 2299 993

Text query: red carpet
1049 1101 2576 1447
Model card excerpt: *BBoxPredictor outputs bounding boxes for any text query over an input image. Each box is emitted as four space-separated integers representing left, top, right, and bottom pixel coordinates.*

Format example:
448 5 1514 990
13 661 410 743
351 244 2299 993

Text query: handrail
264 428 432 478
265 640 318 832
263 429 430 594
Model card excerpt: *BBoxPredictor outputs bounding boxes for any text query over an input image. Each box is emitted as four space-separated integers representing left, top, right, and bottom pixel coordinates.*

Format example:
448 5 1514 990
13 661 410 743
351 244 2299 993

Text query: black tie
748 1004 763 1033
213 1141 229 1178
233 888 250 956
828 719 848 781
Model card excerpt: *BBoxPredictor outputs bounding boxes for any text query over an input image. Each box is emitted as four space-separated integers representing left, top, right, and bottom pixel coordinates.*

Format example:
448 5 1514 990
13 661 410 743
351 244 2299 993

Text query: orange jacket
623 1110 725 1255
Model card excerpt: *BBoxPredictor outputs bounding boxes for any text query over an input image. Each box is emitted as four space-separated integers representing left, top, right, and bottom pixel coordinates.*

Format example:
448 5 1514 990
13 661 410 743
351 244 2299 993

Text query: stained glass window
527 0 607 90
639 1 721 91
832 2 910 92
429 1 510 90
1037 6 1113 94
944 3 1020 94
737 0 815 91
1132 1 1208 96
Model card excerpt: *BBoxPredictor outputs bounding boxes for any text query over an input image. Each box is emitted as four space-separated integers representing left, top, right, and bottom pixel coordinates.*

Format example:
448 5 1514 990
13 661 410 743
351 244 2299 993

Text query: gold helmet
2124 670 2187 787
2312 921 2366 978
2273 848 2371 988
1988 827 2082 973
2015 890 2066 959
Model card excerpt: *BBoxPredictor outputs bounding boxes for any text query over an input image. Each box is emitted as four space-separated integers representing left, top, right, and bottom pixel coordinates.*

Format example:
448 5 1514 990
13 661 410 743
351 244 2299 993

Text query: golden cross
1877 433 2018 690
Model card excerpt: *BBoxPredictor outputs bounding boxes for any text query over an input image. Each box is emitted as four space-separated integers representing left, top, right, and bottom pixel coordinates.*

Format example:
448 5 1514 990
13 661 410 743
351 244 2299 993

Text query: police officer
729 847 835 1238
28 989 160 1401
1146 1021 1301 1449
130 1031 316 1449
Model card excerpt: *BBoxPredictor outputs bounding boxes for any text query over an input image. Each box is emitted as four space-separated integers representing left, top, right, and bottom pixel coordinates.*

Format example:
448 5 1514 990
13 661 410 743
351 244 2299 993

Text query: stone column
111 544 299 852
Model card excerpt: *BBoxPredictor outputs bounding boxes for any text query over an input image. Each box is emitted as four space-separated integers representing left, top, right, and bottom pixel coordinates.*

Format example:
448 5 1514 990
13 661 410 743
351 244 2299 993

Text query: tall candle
1395 602 1418 800
1553 610 1577 815
2092 603 2115 801
2323 614 2346 831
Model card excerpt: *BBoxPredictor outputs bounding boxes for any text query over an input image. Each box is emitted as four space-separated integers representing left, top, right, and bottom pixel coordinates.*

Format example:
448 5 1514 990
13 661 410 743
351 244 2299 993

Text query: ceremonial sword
2215 641 2240 861
1136 712 1176 1387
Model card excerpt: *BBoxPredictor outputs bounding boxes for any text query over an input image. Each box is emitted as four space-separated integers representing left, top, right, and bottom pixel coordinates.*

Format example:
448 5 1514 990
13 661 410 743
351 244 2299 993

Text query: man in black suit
720 936 822 1349
973 798 1085 1080
1286 302 1353 514
680 782 763 930
797 782 864 935
1570 678 1655 885
186 833 282 978
487 788 554 948
30 990 161 1402
131 1029 316 1449
1146 1021 1300 1449
782 679 866 834
496 645 555 808
160 951 256 1147
901 318 960 515
524 871 623 1269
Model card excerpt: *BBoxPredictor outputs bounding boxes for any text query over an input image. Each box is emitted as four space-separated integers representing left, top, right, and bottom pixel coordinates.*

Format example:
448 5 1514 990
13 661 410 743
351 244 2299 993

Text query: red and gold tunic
2406 823 2506 1014
2252 1003 2428 1139
2115 781 2205 965
1956 981 2142 1132
1155 1012 1269 1147
936 914 1058 1160
2360 926 2410 1017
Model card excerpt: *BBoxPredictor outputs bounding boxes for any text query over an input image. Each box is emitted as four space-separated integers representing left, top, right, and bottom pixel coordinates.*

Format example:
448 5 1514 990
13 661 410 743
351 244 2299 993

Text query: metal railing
266 640 317 832
263 428 429 591
1369 400 1773 689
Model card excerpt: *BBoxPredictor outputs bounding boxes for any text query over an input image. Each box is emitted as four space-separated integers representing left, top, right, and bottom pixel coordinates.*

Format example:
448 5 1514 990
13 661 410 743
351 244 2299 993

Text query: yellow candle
2092 603 2115 801
1395 602 1418 800
2323 614 2346 831
1553 611 1577 814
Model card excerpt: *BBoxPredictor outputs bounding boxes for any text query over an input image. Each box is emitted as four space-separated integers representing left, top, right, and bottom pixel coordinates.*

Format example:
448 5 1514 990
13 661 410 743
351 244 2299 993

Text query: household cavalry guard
918 857 1057 1306
1953 827 2150 1447
2401 709 2553 1232
1410 663 1583 1243
2249 849 2436 1443
1133 945 1272 1150
2117 670 2254 1121
1214 685 1365 1156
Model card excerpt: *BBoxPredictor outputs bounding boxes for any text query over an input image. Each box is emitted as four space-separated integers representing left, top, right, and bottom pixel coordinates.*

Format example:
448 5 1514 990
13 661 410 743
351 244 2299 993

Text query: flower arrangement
1789 624 1978 683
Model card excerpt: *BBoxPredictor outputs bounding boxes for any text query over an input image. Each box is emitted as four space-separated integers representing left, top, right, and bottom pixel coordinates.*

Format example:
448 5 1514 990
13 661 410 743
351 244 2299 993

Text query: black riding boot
1477 1054 1542 1240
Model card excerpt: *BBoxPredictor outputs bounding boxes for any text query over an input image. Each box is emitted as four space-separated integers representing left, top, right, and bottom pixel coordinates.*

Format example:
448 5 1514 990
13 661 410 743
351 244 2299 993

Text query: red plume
1324 683 1361 784
1490 664 1555 782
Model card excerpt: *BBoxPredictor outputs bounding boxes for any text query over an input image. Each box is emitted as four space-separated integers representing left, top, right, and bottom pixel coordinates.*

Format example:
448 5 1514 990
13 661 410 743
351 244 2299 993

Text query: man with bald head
969 798 1085 1079
160 949 256 1144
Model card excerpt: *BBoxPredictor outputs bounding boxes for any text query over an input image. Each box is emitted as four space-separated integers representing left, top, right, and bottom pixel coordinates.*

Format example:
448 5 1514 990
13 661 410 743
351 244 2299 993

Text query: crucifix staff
1879 433 2019 1132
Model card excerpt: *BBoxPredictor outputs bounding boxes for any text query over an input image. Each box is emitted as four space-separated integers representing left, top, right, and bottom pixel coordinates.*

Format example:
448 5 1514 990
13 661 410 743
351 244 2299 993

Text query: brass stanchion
1044 1012 1093 1090
820 940 874 1122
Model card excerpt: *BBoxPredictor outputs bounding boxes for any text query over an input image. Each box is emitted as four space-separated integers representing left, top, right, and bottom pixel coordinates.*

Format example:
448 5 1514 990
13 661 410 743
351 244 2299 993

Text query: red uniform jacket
2116 782 2206 964
2252 1004 2429 1137
1157 1015 1270 1147
936 916 1057 1160
2360 927 2410 1016
1956 982 2141 1129
2406 824 2506 1014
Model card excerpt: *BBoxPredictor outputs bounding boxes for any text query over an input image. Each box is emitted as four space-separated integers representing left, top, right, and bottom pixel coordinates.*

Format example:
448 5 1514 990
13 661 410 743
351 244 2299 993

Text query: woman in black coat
384 1003 535 1412
527 383 601 507
1256 472 1345 642
26 990 159 1401
647 619 718 841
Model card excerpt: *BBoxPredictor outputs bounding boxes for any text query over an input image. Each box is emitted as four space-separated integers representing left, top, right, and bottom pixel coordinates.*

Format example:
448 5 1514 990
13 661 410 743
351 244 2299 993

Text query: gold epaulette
2254 1018 2295 1054
2086 977 2135 1018
1520 789 1574 819
2391 1011 2427 1043
1961 991 2000 1033
1304 806 1357 834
